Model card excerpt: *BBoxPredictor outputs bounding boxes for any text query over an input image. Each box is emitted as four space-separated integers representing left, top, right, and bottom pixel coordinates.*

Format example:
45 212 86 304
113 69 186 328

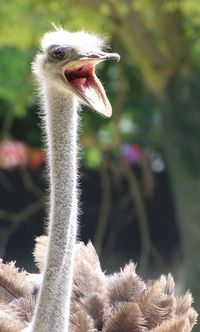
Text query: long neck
31 84 78 332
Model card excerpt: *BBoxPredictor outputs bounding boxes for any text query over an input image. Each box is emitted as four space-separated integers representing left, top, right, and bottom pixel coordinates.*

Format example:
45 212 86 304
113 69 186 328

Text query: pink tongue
70 77 88 94
71 77 87 87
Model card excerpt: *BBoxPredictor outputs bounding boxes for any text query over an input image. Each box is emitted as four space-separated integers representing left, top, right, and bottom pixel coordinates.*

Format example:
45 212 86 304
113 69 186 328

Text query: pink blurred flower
0 139 28 169
0 139 45 170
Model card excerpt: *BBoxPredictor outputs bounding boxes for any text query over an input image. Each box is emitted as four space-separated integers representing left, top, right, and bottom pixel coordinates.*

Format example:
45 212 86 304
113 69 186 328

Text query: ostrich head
33 29 120 117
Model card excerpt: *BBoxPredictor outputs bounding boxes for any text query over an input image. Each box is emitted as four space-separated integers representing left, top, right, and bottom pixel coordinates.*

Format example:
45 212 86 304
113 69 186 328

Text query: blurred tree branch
149 0 190 68
0 171 14 191
0 111 14 140
120 159 150 273
0 198 44 257
94 158 111 255
19 167 44 198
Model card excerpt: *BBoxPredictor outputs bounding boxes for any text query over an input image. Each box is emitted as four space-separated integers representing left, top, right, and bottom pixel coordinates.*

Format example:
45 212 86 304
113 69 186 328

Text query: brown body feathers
0 236 198 331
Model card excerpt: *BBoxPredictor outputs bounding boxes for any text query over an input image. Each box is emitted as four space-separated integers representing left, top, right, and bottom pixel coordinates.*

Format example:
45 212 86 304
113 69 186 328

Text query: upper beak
79 51 120 63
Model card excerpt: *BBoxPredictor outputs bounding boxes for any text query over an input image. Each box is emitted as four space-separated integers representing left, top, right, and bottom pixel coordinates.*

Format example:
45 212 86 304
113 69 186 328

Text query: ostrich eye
50 47 66 60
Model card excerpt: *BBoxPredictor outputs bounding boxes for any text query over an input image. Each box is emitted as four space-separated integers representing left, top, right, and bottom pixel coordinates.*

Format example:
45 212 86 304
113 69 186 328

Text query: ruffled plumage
0 236 197 331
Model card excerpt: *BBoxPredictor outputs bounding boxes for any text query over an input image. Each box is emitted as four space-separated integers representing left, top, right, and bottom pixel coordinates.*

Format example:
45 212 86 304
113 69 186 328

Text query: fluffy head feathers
41 28 106 53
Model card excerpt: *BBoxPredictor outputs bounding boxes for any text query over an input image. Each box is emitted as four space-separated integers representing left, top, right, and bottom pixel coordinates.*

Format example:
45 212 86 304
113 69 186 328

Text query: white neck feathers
31 84 79 332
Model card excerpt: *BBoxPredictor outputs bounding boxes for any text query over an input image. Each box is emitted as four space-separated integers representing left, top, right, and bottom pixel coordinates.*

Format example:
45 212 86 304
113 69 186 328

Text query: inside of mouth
64 60 111 117
64 63 95 93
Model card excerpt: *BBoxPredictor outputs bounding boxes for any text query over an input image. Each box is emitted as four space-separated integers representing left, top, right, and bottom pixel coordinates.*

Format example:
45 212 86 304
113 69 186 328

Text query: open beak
63 51 120 118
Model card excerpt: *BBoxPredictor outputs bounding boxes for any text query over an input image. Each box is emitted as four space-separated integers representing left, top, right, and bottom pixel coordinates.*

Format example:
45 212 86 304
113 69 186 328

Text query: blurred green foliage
0 0 200 169
0 47 33 117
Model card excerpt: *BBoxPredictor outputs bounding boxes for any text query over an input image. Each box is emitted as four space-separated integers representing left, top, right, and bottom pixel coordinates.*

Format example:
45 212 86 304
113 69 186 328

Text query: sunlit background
0 1 200 326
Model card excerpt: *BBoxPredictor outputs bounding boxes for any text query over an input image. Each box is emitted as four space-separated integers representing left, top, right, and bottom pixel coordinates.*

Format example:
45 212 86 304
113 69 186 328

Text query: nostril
89 54 100 58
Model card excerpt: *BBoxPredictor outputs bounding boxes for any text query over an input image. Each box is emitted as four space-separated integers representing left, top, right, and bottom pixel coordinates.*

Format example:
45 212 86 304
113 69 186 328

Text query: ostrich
0 29 198 332
25 29 120 332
